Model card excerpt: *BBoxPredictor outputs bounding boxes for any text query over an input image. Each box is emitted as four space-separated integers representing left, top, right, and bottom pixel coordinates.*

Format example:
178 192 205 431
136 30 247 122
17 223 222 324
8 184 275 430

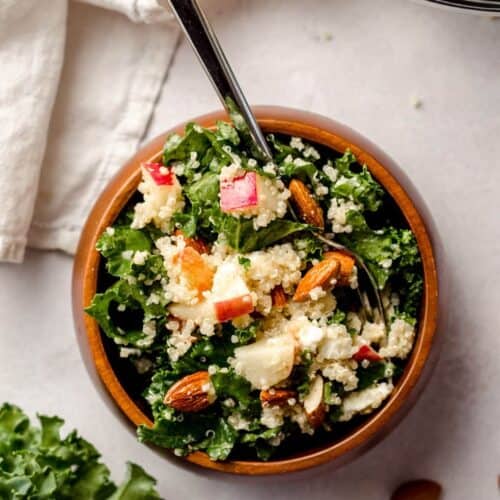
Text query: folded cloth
0 0 179 263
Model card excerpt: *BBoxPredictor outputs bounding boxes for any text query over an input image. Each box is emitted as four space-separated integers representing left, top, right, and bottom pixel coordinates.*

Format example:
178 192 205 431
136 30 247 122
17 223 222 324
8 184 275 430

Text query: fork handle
162 0 273 161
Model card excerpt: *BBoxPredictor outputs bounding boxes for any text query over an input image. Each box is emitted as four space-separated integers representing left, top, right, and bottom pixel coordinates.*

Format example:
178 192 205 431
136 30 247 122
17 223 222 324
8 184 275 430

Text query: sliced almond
324 251 356 286
293 258 340 302
174 229 209 254
289 179 325 229
391 479 442 500
260 389 296 407
164 371 216 412
303 375 326 428
271 285 287 308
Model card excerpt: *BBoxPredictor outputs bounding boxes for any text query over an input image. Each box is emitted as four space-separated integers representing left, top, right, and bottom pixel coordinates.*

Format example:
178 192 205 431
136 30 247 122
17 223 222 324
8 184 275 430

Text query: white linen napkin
0 0 179 263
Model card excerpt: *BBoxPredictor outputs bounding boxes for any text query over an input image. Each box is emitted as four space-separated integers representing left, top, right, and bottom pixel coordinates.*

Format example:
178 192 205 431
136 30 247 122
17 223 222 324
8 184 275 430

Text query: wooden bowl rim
72 106 439 475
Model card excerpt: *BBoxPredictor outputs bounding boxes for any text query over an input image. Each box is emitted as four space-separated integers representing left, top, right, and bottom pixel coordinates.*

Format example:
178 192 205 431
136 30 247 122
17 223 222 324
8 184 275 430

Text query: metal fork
161 0 387 331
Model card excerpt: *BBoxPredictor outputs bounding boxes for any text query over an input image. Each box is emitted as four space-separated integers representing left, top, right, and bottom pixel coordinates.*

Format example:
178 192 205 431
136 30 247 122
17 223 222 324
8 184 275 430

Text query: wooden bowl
72 106 440 475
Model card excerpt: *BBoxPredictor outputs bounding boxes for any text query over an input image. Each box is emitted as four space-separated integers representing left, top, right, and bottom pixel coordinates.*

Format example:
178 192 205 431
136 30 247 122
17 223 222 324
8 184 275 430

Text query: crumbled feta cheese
106 227 115 236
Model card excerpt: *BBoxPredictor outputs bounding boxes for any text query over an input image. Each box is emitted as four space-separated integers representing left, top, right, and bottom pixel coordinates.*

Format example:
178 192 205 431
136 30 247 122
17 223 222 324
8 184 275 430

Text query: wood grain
72 107 439 475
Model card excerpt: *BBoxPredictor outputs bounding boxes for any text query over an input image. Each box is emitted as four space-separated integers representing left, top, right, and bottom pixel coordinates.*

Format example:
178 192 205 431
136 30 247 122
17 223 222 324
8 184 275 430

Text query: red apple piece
143 162 174 185
353 344 382 362
220 171 258 212
214 294 254 322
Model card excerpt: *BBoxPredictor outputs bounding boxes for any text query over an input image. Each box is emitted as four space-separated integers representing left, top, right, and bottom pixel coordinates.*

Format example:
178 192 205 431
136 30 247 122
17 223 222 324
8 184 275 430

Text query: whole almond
324 251 356 286
391 480 442 500
260 389 296 407
293 258 340 302
271 285 288 308
164 371 216 412
289 179 325 229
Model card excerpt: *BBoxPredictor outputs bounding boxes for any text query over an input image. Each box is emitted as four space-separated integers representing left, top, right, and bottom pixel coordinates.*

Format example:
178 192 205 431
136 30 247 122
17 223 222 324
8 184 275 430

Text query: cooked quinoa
86 121 423 461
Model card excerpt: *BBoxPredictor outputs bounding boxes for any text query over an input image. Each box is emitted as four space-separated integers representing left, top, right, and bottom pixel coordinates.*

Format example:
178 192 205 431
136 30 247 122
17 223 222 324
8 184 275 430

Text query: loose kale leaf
107 463 159 500
0 404 159 500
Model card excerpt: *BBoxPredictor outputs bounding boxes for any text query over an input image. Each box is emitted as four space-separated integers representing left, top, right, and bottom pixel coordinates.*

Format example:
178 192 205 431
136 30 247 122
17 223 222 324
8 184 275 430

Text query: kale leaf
0 404 159 500
330 151 384 212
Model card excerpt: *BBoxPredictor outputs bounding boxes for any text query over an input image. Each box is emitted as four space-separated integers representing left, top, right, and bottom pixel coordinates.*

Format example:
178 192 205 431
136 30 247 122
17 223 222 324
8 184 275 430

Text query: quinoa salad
86 121 423 461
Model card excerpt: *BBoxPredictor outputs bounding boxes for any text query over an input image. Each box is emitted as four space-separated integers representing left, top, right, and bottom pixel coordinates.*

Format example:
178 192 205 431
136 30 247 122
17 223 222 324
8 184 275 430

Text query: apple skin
214 294 254 322
220 171 258 212
353 344 382 362
143 162 174 185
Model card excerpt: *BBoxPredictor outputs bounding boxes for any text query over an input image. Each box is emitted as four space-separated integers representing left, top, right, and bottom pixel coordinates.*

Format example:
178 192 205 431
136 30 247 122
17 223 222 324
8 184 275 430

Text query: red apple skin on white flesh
143 162 174 185
353 344 382 362
220 171 258 213
214 294 254 322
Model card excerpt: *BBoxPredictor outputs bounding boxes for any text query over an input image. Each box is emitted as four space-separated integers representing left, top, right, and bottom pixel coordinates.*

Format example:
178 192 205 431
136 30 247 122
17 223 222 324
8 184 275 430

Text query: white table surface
1 1 499 498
